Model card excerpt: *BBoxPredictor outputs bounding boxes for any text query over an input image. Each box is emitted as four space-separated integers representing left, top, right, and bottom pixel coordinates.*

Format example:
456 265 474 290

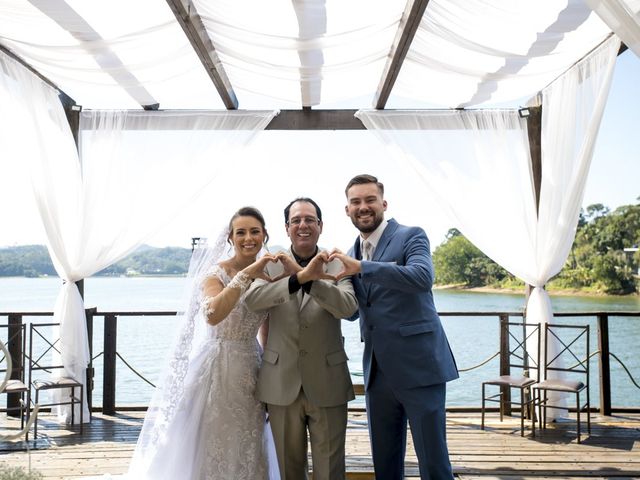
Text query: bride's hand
269 252 302 281
242 254 277 281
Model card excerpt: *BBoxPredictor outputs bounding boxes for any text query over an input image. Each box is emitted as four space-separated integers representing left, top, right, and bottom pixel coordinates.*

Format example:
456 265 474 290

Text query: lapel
372 219 398 262
352 236 362 260
283 248 305 311
362 219 397 299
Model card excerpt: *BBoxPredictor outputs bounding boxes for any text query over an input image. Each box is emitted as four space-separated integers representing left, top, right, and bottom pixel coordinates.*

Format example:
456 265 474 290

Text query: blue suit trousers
366 361 453 480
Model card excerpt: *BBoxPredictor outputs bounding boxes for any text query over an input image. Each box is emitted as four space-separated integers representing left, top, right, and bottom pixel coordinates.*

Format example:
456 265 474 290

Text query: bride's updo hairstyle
227 206 269 245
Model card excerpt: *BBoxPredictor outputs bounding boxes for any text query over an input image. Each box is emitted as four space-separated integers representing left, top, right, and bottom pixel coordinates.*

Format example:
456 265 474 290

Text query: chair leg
576 392 581 444
586 388 591 434
80 385 84 434
520 391 525 437
34 390 39 439
19 394 25 429
481 384 486 430
531 391 536 438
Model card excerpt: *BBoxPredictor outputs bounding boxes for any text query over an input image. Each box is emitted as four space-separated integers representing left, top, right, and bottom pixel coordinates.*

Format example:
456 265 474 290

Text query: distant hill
0 245 192 277
0 243 290 277
0 245 57 277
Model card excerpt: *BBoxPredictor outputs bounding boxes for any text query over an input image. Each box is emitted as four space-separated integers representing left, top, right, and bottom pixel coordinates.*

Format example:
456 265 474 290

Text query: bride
128 206 280 479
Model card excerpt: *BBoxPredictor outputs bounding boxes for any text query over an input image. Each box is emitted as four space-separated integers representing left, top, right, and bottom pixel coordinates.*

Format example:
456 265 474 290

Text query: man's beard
351 213 382 234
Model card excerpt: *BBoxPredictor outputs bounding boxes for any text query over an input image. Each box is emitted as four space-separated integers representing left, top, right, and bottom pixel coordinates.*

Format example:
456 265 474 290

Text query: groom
245 197 357 480
331 174 458 479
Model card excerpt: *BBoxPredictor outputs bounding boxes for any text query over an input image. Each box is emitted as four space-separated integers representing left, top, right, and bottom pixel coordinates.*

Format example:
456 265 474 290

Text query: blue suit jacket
348 219 459 391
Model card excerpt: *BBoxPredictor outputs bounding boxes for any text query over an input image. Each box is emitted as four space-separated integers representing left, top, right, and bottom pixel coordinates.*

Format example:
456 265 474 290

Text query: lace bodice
201 265 266 342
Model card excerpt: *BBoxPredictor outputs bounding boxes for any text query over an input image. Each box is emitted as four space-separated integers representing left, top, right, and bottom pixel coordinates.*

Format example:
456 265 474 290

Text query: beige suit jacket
245 253 357 407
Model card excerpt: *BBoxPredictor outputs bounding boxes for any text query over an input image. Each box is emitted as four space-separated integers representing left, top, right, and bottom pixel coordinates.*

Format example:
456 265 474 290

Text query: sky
0 50 638 253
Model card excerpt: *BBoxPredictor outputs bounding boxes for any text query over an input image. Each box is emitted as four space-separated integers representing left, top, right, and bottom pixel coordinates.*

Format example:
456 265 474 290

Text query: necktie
363 240 373 261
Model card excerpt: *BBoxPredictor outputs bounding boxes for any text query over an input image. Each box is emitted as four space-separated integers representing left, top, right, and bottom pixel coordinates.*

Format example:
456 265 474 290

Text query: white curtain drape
1 50 276 422
356 35 619 405
356 33 619 309
587 0 640 58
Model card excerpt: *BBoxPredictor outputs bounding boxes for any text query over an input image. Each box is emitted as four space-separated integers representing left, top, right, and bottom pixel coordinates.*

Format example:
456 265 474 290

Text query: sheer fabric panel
356 108 537 282
1 52 276 422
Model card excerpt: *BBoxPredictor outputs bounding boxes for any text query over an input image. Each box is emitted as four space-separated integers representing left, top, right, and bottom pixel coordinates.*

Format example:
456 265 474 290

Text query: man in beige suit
245 197 357 480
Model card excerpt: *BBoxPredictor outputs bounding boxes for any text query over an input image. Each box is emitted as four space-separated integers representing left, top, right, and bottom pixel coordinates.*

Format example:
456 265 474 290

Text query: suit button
368 325 375 331
299 350 307 357
366 302 371 307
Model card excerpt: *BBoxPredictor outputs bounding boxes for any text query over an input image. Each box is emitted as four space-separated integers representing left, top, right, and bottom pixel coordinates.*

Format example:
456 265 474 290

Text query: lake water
1 277 639 408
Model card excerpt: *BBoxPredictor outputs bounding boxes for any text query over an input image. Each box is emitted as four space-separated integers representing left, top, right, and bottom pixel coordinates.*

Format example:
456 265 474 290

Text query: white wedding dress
127 265 279 480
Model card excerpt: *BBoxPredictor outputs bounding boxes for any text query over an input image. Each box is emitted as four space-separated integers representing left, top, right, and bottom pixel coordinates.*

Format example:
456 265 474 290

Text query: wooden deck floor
1 410 639 479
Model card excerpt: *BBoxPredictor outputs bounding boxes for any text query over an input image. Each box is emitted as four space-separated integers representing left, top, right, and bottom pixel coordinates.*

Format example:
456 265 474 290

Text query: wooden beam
166 0 238 110
618 42 628 56
0 43 76 106
266 109 365 130
373 0 430 110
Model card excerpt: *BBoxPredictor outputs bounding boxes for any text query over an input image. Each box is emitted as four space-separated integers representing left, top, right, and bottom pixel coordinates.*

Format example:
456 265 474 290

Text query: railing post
85 307 97 415
499 313 512 415
597 313 612 416
103 314 117 416
7 313 23 417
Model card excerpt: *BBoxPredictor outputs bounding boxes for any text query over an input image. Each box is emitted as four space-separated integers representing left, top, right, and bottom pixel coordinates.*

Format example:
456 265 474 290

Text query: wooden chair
27 322 83 439
481 321 541 436
0 323 29 438
533 323 590 443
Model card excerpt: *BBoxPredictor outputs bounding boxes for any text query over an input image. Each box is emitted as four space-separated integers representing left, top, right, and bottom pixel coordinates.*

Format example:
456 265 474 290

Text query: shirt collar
360 217 389 251
291 246 318 267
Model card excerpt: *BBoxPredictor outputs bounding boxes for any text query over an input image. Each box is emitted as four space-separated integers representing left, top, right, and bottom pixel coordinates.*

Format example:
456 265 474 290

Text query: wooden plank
165 0 238 110
2 411 639 479
373 0 431 109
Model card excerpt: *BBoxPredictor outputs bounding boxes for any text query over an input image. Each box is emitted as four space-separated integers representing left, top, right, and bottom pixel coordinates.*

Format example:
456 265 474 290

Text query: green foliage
433 199 640 294
0 245 56 277
0 245 191 277
557 202 640 294
433 235 513 287
0 465 43 480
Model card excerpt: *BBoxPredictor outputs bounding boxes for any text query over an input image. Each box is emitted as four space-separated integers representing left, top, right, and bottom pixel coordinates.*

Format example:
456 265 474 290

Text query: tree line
0 245 191 277
432 200 640 295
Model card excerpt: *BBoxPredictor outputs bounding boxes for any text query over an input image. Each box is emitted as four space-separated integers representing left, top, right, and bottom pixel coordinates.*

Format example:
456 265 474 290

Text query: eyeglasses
287 216 320 226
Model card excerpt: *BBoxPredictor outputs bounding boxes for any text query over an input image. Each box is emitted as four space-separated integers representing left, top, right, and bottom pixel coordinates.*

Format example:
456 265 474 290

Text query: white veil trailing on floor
127 228 280 479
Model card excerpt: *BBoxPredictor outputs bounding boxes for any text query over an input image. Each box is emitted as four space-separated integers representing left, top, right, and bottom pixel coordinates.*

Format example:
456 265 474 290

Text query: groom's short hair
284 197 323 223
345 174 384 197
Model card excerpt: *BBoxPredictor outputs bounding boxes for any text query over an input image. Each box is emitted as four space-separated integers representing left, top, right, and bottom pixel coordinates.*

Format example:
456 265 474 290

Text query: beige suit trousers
268 388 348 480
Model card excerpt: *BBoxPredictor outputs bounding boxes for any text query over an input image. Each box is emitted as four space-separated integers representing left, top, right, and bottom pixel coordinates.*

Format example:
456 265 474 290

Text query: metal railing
2 310 639 416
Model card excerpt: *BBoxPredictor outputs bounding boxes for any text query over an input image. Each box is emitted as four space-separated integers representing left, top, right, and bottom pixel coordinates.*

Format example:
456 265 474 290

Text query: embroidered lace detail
227 270 252 293
200 266 266 343
202 296 215 317
198 265 270 478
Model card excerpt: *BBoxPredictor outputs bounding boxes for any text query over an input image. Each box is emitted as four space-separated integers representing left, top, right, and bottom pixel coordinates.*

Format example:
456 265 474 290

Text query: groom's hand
297 251 337 283
328 249 361 280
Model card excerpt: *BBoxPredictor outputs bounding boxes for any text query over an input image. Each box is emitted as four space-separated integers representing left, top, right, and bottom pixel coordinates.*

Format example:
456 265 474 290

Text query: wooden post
499 313 512 415
6 313 23 417
524 106 543 324
597 313 612 416
103 314 118 415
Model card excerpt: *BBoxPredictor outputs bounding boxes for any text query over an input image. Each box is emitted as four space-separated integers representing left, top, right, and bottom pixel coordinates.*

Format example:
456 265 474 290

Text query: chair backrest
543 323 590 381
0 323 27 383
504 321 541 381
28 322 67 384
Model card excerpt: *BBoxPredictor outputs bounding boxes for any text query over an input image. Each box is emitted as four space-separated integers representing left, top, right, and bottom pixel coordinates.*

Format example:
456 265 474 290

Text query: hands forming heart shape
245 249 363 283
